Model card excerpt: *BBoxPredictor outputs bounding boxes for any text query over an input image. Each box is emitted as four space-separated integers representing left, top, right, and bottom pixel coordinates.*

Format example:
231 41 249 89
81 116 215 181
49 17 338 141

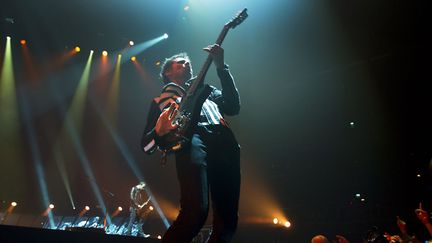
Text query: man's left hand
204 44 224 70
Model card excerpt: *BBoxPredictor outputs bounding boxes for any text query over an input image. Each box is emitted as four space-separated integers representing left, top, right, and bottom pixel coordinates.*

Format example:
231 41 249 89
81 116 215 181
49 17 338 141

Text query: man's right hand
155 102 179 136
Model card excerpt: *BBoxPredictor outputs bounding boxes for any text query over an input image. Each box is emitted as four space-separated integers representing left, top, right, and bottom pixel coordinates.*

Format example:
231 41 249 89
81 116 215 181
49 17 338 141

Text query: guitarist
126 182 151 237
141 44 241 243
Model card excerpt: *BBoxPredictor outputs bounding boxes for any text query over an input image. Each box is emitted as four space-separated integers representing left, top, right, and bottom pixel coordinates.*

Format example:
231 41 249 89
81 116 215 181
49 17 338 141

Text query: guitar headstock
225 8 248 29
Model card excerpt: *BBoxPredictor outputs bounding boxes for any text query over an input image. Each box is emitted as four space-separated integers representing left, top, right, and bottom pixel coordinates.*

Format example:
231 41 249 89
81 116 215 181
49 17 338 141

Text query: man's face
166 57 193 85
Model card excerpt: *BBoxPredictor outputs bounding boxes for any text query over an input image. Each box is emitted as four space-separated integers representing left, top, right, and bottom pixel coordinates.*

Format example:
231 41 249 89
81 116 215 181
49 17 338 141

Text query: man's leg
138 218 150 237
207 130 241 243
162 134 209 243
126 208 136 236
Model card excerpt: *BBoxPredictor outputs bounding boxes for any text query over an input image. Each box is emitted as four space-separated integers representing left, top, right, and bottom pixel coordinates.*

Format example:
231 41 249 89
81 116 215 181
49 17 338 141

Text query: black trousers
162 125 241 243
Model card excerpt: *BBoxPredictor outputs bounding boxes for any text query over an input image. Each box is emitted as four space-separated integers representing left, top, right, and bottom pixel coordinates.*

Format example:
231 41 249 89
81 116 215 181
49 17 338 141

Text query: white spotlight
163 33 169 39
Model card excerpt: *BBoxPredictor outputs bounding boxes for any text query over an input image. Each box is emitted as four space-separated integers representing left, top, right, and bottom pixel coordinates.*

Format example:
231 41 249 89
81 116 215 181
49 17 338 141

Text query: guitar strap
154 83 186 111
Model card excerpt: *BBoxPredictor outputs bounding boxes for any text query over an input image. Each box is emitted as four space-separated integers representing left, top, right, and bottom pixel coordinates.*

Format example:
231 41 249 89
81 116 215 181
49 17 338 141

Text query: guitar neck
186 26 230 96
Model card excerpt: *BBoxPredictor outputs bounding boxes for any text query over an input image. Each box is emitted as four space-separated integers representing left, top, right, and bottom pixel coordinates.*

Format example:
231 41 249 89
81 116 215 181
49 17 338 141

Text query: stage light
102 50 108 56
111 206 124 217
361 198 365 202
6 202 18 213
157 235 162 239
149 206 154 211
20 86 56 227
163 33 168 39
20 40 26 45
131 56 136 62
184 5 190 11
355 193 361 198
273 218 278 224
284 221 291 228
42 204 55 218
417 174 421 178
57 48 110 224
75 46 81 52
64 46 93 132
6 36 11 40
129 40 134 46
79 205 91 216
155 61 161 66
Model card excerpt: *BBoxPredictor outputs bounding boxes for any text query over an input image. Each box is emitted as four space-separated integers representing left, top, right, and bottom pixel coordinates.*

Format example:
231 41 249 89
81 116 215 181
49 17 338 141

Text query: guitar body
163 84 213 152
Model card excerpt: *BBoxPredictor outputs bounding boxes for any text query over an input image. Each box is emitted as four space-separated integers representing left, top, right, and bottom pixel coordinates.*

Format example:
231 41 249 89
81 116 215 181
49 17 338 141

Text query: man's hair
311 235 328 243
160 52 190 84
136 182 146 189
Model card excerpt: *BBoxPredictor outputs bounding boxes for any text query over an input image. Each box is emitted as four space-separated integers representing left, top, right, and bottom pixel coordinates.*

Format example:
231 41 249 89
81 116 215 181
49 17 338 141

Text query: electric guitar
162 8 248 154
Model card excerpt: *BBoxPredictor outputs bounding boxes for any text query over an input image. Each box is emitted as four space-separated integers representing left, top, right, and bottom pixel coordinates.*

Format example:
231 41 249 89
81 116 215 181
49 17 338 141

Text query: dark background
1 0 431 241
